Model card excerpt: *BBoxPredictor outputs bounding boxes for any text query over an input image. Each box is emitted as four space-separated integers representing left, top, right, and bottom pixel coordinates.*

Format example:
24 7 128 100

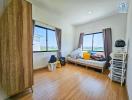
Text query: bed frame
67 59 105 73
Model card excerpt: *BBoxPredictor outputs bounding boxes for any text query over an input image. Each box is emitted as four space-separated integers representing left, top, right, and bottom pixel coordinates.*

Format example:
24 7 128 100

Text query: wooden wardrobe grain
0 0 33 97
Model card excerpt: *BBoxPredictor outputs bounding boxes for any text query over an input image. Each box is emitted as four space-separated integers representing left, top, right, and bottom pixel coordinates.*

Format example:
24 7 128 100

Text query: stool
48 62 57 71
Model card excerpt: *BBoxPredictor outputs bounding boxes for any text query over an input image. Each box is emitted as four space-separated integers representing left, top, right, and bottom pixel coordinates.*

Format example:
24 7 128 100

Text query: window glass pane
47 30 58 51
33 26 46 51
93 33 104 51
83 35 93 51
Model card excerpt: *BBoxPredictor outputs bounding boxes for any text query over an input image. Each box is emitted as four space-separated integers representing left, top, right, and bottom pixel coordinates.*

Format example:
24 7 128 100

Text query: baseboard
33 66 48 72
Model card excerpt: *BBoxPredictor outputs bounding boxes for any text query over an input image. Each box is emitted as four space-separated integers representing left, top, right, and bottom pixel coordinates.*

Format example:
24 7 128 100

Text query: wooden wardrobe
0 0 33 97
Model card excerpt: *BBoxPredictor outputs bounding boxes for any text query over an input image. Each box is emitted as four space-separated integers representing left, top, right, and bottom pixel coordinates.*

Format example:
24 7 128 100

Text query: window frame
82 32 104 52
33 25 58 53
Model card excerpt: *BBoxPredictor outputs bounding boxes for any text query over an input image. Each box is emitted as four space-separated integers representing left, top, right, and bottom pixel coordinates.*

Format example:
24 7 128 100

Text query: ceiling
26 0 128 25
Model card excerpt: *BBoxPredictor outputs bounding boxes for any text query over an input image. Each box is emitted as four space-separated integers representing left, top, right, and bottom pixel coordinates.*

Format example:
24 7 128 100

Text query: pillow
83 52 91 60
70 48 82 59
91 52 105 61
91 52 96 56
93 56 106 61
79 51 83 58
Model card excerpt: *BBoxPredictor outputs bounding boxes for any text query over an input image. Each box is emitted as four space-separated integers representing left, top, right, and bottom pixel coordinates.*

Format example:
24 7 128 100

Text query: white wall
126 0 132 99
0 0 4 17
32 5 74 69
0 0 10 17
33 52 57 70
0 88 7 100
0 1 10 99
74 14 127 51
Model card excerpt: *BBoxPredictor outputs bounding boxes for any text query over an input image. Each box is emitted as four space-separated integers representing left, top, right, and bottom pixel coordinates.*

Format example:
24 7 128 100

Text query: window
47 30 58 51
33 26 46 52
93 33 104 51
33 25 58 52
83 32 104 52
83 35 92 51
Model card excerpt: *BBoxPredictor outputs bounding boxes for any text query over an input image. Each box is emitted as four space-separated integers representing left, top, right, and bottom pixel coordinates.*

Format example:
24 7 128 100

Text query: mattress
67 57 77 63
67 57 106 68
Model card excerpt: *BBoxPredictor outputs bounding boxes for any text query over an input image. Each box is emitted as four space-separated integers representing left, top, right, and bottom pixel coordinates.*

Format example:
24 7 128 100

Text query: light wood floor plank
11 64 128 100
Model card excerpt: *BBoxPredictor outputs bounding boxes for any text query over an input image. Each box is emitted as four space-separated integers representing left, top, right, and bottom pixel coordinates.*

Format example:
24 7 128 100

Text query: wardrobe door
0 0 33 96
22 0 33 92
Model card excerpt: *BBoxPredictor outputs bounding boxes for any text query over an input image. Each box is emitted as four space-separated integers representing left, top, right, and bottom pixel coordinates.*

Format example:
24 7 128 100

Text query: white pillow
79 51 83 58
70 48 82 59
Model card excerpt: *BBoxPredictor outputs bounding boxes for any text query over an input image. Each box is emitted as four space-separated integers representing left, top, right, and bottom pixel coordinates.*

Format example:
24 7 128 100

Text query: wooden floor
12 64 128 100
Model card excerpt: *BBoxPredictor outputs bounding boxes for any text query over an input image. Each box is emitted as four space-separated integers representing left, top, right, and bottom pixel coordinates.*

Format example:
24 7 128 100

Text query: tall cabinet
0 0 33 97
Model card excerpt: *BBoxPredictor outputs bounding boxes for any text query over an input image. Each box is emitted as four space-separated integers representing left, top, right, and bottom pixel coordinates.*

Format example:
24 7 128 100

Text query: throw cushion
91 52 105 61
83 52 91 60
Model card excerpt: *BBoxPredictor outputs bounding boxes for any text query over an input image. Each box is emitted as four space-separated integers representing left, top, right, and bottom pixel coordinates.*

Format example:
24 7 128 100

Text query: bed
67 57 106 72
